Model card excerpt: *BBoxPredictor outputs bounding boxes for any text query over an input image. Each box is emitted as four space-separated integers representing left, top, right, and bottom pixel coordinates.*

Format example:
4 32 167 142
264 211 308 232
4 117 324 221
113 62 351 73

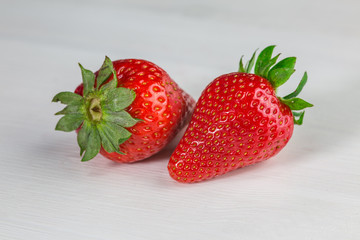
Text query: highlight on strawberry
53 57 195 162
168 45 313 183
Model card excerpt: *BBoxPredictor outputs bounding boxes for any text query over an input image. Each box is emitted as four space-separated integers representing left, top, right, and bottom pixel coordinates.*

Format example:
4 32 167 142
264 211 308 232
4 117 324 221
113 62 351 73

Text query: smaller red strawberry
168 46 313 183
53 57 195 162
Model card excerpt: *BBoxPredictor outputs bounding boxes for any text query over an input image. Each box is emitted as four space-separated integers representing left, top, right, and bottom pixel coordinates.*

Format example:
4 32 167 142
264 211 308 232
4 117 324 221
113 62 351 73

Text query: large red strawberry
168 46 313 183
53 57 195 162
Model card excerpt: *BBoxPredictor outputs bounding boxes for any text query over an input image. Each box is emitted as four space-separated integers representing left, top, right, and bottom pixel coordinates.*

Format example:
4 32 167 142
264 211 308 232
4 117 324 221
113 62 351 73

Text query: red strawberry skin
75 59 195 163
168 73 293 183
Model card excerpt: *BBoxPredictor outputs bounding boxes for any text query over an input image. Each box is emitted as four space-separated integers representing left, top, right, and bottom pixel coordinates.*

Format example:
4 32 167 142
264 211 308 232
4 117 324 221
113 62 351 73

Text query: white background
1 0 360 239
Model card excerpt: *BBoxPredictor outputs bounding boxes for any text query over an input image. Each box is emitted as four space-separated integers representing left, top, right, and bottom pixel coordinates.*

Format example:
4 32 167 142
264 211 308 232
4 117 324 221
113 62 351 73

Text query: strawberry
168 46 313 183
53 57 195 162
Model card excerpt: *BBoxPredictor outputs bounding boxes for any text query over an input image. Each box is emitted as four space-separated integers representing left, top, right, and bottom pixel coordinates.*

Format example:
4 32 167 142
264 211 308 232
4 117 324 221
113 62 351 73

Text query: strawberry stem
88 97 102 122
53 57 140 161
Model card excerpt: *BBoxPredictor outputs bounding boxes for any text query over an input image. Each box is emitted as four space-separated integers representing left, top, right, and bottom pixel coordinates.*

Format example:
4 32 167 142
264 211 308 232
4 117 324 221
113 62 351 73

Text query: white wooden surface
1 0 360 239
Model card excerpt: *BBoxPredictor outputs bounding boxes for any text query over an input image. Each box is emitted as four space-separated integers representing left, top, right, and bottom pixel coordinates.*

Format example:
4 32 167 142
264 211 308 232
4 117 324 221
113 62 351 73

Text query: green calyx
52 56 140 161
238 45 313 125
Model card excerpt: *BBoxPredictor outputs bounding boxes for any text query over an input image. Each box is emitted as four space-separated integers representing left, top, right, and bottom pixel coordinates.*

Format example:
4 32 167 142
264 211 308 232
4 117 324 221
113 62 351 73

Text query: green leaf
77 121 91 155
100 74 117 91
271 56 296 69
79 63 95 96
52 91 83 104
103 88 136 111
81 127 101 162
254 45 277 77
264 54 281 78
98 122 131 154
55 103 83 115
103 110 140 128
118 136 131 145
268 57 296 88
98 127 122 154
108 122 132 143
238 56 246 73
293 111 305 125
245 50 257 73
99 56 118 91
96 56 114 89
292 111 303 117
283 72 308 99
281 97 313 111
55 114 84 132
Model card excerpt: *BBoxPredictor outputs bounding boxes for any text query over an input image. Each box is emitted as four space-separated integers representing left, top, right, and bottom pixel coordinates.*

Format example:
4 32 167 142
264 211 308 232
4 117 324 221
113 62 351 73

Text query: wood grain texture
1 0 360 239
